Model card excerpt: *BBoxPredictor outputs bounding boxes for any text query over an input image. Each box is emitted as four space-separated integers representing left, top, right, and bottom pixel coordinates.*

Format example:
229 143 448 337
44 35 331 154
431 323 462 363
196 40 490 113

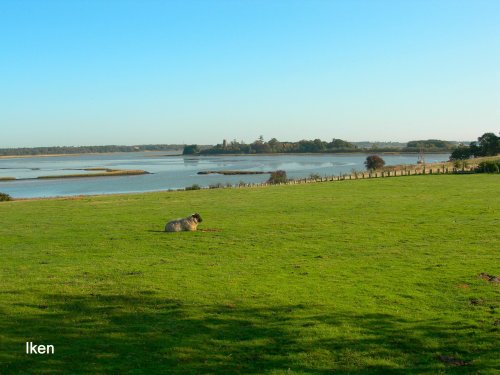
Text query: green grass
0 175 499 374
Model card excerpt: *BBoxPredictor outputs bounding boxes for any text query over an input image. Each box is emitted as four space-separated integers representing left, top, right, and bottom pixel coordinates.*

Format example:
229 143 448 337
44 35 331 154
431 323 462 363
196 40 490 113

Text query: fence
184 164 478 191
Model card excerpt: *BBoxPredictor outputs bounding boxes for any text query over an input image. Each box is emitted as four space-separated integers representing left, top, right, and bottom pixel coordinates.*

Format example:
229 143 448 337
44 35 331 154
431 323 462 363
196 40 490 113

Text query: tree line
403 139 456 152
184 137 461 155
0 144 184 156
185 137 360 155
450 132 499 160
3 135 494 157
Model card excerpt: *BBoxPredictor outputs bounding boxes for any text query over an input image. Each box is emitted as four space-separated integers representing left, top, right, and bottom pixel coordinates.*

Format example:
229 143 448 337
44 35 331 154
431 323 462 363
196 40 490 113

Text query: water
0 152 450 198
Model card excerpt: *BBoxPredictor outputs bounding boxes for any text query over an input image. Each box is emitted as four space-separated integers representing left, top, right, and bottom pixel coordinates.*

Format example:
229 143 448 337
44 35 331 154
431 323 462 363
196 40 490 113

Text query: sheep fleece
165 214 202 232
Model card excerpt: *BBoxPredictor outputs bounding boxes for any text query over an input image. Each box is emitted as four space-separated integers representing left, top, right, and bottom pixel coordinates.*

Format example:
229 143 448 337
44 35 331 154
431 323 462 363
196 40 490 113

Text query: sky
1 0 499 148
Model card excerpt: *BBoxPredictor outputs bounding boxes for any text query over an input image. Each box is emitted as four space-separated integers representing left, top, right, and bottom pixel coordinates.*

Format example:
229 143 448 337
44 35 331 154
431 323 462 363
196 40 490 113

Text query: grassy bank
0 175 498 374
383 155 500 173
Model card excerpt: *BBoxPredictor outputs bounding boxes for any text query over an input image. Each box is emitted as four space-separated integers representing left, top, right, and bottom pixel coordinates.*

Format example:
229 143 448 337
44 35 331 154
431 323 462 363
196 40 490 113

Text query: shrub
476 161 500 173
182 144 200 155
0 192 12 201
309 173 321 180
453 160 469 170
185 184 201 190
364 155 385 170
450 146 472 161
267 170 288 184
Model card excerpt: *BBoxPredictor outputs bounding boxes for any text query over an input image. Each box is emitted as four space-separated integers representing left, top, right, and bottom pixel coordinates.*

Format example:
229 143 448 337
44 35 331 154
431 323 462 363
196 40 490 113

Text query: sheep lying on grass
165 213 203 232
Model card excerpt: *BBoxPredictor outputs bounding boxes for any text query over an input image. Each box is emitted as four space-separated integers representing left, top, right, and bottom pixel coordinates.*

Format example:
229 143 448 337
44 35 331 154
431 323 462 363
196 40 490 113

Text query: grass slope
0 175 498 374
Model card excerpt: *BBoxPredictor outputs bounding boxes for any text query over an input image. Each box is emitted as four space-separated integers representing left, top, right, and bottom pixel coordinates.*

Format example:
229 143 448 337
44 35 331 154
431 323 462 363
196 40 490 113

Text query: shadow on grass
146 228 222 233
1 293 497 374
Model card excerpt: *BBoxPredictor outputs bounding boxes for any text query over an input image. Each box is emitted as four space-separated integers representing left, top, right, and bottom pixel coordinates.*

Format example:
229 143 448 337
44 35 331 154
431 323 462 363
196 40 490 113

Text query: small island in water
1 168 150 181
197 170 272 175
37 168 150 179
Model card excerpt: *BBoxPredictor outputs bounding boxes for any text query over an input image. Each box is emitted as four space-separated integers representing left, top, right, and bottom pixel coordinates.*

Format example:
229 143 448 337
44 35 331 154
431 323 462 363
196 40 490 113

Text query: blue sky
1 0 498 147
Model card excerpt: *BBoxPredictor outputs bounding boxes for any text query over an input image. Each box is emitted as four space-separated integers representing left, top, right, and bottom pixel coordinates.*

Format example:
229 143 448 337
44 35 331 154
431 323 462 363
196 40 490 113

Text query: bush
309 173 321 180
267 170 288 184
450 146 472 161
0 192 12 201
185 184 201 190
476 161 500 173
364 155 385 170
182 144 200 155
453 160 469 170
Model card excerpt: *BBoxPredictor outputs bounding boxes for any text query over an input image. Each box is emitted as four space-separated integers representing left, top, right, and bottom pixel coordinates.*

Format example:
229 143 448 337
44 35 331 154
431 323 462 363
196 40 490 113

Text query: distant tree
364 155 385 170
449 132 500 160
329 138 356 149
469 142 481 157
0 192 12 201
251 138 271 153
449 146 472 160
182 144 200 155
297 140 317 153
313 138 326 151
477 132 499 156
267 170 288 184
268 138 280 152
406 139 453 150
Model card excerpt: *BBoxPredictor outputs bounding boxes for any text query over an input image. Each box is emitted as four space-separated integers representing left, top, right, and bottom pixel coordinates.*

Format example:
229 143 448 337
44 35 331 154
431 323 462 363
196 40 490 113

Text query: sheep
165 213 203 232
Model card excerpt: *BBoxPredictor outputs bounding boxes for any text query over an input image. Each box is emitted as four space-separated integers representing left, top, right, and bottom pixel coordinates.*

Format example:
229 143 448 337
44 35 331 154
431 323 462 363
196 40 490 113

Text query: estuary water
0 152 450 198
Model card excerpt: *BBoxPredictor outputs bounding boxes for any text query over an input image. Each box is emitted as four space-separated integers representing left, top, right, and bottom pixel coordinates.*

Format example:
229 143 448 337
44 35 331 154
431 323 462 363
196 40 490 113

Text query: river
0 152 450 198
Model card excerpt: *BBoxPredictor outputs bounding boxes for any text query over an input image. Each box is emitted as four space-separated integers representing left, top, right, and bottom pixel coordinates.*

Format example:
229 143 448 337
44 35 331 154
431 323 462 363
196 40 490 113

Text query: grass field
0 175 498 374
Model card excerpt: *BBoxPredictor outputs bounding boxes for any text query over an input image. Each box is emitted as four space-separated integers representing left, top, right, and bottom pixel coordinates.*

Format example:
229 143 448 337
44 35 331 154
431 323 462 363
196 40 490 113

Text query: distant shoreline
0 152 129 160
0 150 451 160
194 151 450 157
0 150 183 159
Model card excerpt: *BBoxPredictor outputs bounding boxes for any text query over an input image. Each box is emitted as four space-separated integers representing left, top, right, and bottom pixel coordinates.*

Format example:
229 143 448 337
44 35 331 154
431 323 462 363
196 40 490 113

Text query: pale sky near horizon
1 0 499 148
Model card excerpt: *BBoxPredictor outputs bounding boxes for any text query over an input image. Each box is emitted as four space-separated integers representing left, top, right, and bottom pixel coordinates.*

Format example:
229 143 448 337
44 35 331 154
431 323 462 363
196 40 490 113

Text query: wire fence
182 164 478 191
